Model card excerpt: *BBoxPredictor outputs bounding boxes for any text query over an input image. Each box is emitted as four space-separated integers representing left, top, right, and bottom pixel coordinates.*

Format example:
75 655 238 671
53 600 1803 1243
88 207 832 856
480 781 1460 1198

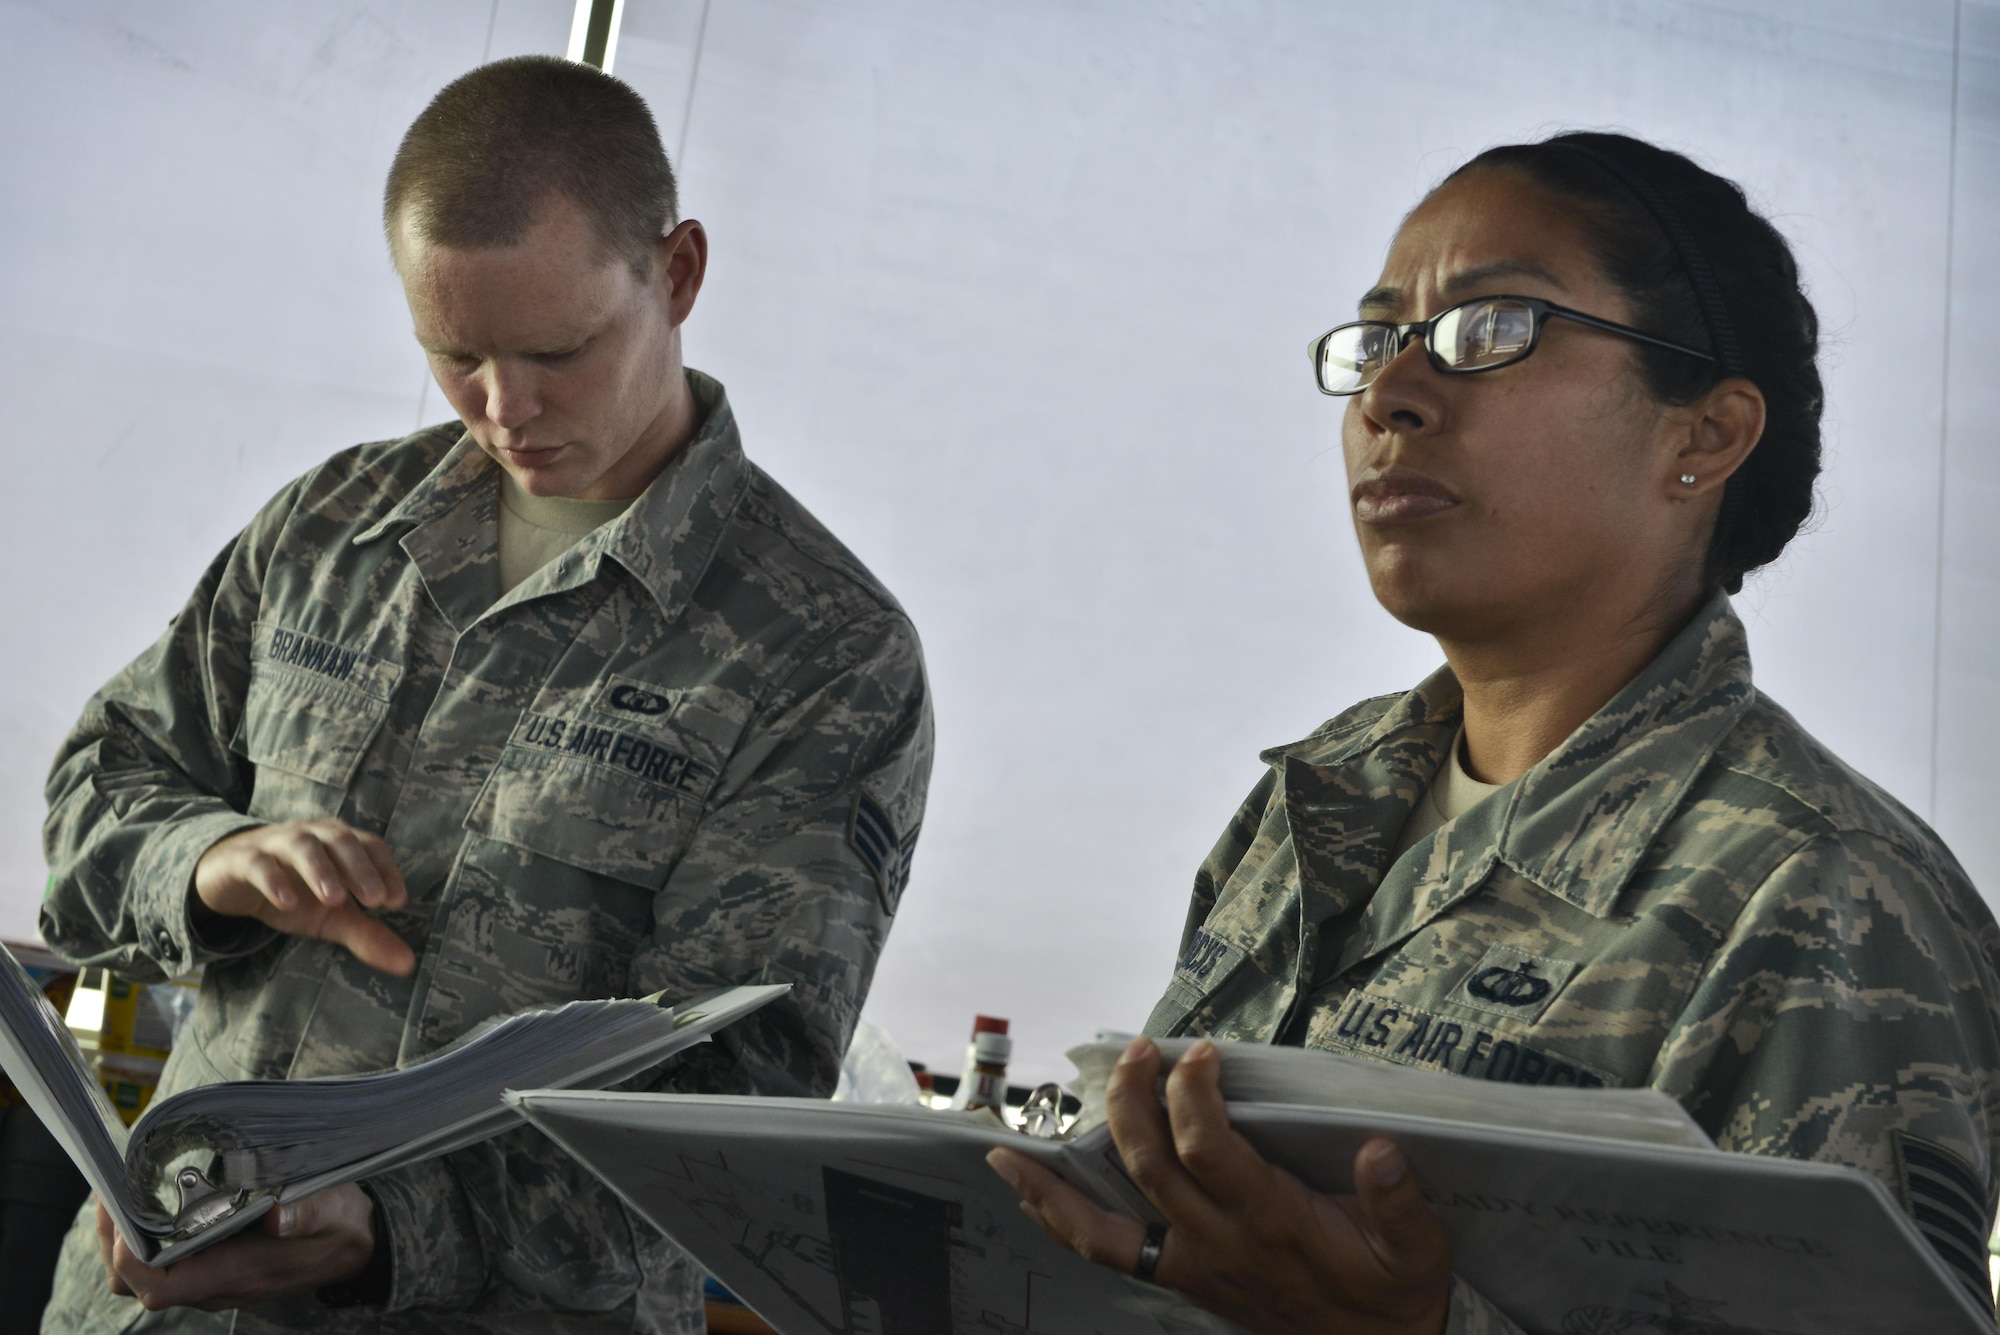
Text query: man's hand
96 1184 377 1312
988 1037 1453 1335
194 820 414 975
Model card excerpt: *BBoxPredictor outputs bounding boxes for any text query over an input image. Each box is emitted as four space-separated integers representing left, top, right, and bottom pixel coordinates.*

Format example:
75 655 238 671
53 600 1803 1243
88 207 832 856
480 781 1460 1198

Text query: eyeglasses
1307 294 1714 396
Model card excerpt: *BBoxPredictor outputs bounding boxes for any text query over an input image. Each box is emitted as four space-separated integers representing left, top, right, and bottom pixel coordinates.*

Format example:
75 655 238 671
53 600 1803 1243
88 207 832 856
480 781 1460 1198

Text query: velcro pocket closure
230 623 399 789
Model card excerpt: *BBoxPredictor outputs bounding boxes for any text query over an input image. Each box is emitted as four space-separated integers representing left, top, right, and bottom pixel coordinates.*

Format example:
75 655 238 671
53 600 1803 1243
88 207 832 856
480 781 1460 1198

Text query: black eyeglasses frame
1307 295 1716 397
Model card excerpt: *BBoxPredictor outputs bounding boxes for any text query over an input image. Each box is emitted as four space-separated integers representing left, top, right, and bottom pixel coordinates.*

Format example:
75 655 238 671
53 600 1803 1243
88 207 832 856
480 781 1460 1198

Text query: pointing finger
323 905 417 977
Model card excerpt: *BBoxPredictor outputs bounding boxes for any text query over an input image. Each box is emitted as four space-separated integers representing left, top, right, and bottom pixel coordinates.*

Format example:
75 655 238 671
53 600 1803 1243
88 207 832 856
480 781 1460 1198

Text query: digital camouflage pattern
1145 594 2000 1334
38 371 933 1334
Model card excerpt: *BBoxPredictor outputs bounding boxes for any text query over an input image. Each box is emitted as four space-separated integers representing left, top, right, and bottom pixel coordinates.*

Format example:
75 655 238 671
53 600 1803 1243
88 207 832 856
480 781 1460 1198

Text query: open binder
0 940 784 1265
512 1038 1993 1335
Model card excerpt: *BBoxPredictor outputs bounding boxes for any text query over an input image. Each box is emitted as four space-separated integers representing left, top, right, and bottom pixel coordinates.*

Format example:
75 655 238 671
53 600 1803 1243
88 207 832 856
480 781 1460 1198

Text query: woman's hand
193 820 414 976
96 1185 378 1311
988 1037 1453 1335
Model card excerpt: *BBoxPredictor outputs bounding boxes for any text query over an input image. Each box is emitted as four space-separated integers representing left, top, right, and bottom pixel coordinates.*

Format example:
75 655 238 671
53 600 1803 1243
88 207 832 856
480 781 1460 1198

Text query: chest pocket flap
231 622 400 789
465 708 720 889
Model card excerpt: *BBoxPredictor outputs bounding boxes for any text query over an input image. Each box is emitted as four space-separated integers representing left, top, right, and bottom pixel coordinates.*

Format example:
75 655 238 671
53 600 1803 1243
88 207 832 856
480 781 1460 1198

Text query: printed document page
514 1093 1237 1335
514 1088 1993 1335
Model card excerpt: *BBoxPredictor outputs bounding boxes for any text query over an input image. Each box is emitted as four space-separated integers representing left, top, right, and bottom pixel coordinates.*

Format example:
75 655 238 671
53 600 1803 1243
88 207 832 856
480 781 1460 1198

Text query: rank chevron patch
849 791 918 914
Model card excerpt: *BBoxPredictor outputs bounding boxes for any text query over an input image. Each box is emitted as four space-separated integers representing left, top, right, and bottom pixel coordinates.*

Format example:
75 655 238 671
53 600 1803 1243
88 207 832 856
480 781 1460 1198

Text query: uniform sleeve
1141 769 1281 1039
367 606 934 1314
39 487 306 979
1650 829 2000 1307
1381 829 2000 1334
644 606 933 1097
1174 772 1274 959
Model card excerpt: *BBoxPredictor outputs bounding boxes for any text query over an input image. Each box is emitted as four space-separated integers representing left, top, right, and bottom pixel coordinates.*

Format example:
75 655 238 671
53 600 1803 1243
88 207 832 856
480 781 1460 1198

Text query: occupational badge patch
590 674 682 720
1447 944 1579 1022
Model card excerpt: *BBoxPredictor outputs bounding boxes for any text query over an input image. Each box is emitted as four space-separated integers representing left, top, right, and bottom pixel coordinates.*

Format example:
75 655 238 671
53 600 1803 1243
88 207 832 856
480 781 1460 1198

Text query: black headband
1546 142 1746 380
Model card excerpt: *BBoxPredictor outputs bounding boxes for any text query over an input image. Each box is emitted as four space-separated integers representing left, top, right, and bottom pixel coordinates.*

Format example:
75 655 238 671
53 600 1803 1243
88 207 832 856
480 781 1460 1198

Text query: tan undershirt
1388 726 1504 861
1291 728 1505 1031
496 473 636 594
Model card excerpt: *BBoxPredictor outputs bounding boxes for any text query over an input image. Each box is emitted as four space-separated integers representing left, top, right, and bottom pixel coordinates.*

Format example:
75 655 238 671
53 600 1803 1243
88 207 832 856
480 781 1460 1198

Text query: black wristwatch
316 1184 393 1309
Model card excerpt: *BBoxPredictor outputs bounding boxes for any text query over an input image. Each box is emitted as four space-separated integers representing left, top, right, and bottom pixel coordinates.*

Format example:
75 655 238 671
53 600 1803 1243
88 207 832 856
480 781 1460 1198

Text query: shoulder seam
1710 758 1939 874
744 605 918 731
708 607 922 820
733 470 903 620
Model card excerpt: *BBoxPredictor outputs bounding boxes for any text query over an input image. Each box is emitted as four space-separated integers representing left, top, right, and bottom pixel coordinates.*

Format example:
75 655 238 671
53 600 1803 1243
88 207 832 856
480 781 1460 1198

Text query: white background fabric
2 0 1995 1082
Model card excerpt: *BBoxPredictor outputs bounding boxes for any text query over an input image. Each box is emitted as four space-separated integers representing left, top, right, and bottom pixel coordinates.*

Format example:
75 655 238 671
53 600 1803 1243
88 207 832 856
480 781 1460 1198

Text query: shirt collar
1500 590 1754 914
355 433 493 543
355 369 752 620
589 369 751 618
1268 590 1754 920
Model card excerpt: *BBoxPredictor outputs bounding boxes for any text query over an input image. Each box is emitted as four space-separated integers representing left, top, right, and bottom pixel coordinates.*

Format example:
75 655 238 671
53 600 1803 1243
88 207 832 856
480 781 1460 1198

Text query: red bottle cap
972 1015 1009 1035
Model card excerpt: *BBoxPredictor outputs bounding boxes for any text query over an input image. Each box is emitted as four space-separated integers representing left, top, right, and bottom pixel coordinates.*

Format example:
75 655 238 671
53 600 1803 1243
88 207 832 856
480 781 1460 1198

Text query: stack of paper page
511 1038 1991 1335
0 941 785 1265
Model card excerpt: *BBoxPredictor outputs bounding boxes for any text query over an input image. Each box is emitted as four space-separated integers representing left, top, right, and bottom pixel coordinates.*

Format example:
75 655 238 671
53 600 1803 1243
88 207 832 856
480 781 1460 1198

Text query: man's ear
1667 378 1765 499
657 219 708 328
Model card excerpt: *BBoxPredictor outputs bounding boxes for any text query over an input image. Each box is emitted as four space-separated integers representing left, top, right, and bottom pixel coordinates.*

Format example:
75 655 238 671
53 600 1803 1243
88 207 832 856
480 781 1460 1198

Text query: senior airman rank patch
1894 1133 1994 1304
850 791 918 914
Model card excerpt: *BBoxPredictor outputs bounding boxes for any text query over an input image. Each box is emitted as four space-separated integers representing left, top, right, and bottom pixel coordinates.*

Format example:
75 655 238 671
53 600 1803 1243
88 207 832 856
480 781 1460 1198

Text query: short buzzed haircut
384 55 677 276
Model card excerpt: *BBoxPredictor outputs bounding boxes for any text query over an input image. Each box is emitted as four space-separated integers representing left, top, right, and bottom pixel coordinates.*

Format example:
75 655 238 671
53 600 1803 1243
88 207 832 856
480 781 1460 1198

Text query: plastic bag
831 1019 923 1104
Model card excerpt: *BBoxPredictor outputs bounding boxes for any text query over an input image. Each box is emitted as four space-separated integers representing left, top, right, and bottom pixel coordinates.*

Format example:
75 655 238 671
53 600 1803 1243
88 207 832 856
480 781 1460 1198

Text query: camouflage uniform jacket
38 370 933 1335
1143 594 2000 1333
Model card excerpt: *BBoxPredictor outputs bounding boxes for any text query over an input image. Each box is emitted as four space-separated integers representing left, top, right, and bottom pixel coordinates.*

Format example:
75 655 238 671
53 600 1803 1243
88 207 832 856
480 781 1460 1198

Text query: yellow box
97 976 191 1060
96 1052 166 1125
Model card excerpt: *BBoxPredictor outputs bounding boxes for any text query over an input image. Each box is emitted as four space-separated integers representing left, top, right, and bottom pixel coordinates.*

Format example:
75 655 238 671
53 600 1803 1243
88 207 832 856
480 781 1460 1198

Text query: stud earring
1679 474 1698 486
